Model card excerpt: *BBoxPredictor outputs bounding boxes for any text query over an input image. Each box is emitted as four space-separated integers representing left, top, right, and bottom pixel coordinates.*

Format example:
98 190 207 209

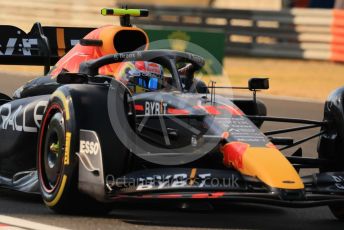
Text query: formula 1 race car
1 8 344 219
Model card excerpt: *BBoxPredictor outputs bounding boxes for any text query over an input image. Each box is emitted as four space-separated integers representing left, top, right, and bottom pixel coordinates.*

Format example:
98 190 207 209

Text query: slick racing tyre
37 94 110 215
0 92 11 105
318 87 344 221
0 92 11 100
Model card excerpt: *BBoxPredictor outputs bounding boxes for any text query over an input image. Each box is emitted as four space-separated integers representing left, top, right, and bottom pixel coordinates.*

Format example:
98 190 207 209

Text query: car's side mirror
248 78 269 91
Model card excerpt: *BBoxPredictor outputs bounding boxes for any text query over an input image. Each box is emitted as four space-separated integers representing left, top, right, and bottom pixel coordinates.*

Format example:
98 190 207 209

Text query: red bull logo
222 142 249 169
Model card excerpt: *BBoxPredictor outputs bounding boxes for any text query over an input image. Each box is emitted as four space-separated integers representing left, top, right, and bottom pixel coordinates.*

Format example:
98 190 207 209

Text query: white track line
0 224 25 230
0 215 68 230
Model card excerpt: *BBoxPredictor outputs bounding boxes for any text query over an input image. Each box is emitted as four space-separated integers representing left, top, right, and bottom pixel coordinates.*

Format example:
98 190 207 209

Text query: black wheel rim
42 112 65 191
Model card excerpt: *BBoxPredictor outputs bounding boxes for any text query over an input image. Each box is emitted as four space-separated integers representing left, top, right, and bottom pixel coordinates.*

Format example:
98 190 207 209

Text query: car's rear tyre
0 92 11 105
38 96 111 215
0 92 11 100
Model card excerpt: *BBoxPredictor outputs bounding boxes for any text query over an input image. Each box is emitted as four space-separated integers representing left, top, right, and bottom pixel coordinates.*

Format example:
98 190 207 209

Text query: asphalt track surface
0 72 343 229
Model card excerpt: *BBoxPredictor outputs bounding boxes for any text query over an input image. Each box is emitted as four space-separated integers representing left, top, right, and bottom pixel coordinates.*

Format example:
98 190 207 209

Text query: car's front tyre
37 93 111 215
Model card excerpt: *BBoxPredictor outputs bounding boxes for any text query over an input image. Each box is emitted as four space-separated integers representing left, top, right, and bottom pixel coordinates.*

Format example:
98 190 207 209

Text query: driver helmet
117 61 164 94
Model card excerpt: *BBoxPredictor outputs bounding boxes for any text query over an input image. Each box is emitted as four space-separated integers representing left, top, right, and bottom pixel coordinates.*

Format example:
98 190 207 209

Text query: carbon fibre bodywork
0 19 343 217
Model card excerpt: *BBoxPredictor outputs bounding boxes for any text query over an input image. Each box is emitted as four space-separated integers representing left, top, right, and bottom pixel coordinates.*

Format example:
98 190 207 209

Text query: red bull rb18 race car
0 8 344 219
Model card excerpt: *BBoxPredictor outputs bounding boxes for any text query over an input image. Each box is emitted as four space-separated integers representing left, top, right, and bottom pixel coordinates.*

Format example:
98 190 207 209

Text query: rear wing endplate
0 22 94 74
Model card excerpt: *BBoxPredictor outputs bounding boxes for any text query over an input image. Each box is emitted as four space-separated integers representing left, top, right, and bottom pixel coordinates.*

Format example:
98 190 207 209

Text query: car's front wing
103 168 344 208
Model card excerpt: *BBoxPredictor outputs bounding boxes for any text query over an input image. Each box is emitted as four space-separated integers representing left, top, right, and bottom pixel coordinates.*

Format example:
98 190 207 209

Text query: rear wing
0 22 94 74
